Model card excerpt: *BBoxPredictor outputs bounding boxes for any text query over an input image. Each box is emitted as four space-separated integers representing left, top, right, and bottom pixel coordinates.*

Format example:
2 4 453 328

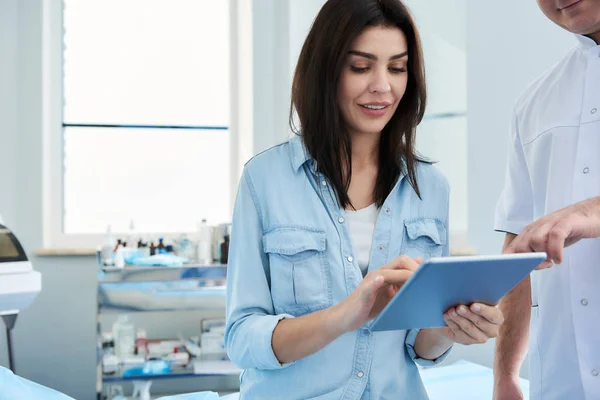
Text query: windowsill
35 245 477 258
35 248 97 257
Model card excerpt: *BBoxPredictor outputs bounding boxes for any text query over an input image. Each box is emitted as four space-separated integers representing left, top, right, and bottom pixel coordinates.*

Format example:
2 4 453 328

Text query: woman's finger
446 309 488 344
378 268 414 285
458 305 498 338
470 303 504 326
381 255 420 272
359 274 384 303
444 317 477 345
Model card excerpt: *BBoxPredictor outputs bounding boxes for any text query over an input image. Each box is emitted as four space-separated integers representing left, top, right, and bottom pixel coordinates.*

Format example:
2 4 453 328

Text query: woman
225 0 503 398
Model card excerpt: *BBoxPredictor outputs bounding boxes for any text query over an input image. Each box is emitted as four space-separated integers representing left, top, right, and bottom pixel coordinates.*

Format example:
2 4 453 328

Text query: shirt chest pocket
400 218 446 260
263 227 332 316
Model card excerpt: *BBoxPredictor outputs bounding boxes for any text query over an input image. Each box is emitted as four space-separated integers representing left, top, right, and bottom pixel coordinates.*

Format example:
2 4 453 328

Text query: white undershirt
345 203 379 277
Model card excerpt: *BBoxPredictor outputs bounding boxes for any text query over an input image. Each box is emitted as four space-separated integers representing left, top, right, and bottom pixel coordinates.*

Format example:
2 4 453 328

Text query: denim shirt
225 135 451 400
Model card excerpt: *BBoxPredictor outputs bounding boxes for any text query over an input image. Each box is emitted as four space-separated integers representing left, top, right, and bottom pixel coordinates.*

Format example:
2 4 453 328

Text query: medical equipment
0 213 42 372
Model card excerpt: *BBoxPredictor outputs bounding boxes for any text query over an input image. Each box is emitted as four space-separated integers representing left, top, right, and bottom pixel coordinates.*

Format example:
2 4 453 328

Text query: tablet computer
370 253 547 332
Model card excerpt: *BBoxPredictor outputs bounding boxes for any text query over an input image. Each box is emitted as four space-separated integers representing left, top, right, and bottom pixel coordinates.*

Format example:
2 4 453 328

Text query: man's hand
506 197 600 267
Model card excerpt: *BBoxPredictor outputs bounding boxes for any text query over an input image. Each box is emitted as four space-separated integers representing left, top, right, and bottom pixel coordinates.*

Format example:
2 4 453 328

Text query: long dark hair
290 0 427 209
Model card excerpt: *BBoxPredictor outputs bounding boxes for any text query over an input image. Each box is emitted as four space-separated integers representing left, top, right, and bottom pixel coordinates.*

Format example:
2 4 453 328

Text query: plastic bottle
128 219 136 248
114 248 125 268
196 219 213 265
112 315 135 357
136 329 148 357
101 225 116 266
157 238 166 255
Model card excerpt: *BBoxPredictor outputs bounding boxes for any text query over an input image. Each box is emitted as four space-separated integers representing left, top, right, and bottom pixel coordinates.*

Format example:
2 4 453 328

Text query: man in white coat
493 1 600 399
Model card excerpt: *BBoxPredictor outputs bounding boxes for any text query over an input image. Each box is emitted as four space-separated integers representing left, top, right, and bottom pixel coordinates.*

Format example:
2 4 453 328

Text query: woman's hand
438 303 504 345
330 255 420 334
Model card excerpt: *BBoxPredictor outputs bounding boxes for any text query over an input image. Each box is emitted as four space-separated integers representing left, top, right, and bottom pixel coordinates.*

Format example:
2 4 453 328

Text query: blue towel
123 360 171 377
0 367 75 400
130 254 189 267
156 393 220 400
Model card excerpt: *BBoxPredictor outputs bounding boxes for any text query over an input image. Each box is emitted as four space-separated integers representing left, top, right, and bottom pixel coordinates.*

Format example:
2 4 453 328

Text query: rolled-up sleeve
404 329 451 367
494 111 534 235
224 168 295 371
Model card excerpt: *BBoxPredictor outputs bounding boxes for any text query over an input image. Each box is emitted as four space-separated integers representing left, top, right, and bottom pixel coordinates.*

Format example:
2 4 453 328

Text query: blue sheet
0 367 75 400
0 360 529 400
419 360 529 400
156 361 529 400
157 394 220 400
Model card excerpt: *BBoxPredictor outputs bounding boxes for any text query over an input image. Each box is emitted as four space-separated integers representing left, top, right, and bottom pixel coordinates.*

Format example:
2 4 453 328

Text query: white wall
405 0 470 238
458 0 576 377
251 0 290 153
251 0 327 154
288 0 326 77
466 2 576 255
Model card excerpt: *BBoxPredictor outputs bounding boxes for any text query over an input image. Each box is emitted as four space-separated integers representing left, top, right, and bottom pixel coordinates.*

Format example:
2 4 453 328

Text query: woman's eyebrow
348 50 408 61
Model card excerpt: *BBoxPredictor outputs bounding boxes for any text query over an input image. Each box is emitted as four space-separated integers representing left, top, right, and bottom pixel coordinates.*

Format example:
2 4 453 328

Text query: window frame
42 0 252 249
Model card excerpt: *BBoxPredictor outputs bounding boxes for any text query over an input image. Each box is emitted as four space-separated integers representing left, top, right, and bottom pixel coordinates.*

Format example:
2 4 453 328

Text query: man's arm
493 233 531 399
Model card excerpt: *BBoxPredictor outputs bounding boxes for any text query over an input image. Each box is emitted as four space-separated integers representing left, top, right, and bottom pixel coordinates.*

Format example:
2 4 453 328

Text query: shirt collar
289 134 317 173
290 133 412 187
576 34 598 48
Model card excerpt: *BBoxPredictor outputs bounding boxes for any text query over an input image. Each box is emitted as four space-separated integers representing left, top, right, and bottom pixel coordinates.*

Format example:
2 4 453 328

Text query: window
47 0 236 245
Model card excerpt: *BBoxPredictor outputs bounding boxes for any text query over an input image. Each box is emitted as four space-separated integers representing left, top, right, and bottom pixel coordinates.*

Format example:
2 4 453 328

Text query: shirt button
385 207 391 214
378 245 385 251
321 180 327 186
592 369 599 377
357 371 364 378
338 217 345 224
583 167 590 174
592 108 598 114
581 299 589 306
347 256 353 263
